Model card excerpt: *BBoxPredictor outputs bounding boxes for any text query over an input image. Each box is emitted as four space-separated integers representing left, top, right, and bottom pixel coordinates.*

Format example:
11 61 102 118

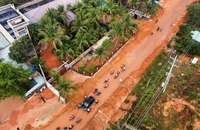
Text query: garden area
5 0 160 99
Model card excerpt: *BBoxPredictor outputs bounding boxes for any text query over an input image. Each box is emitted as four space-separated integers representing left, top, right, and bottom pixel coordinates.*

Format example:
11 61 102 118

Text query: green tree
0 62 32 100
103 1 120 16
9 36 33 63
38 22 68 50
121 13 138 34
55 76 76 98
56 44 75 61
28 23 40 44
73 32 90 52
56 5 70 26
95 47 108 64
109 20 129 46
30 57 48 72
187 3 200 27
143 2 160 15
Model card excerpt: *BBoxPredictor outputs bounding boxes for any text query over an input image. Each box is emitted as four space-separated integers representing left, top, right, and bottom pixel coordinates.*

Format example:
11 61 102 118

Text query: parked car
81 96 95 110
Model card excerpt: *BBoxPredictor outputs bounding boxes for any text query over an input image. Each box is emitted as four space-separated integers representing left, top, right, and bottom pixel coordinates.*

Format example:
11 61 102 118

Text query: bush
86 66 95 73
78 64 86 73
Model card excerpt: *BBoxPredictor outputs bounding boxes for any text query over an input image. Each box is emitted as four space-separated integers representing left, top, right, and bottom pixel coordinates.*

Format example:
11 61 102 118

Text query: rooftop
191 30 200 43
24 0 80 23
0 4 30 41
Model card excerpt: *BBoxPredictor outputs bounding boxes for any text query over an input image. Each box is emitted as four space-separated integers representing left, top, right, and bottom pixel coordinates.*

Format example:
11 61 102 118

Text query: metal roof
191 30 200 43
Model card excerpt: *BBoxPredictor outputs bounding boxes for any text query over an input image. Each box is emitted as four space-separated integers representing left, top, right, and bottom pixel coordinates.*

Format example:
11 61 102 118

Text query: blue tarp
29 65 36 72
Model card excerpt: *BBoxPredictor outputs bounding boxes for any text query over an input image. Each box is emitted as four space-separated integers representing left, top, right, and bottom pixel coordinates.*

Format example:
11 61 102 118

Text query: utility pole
162 55 179 92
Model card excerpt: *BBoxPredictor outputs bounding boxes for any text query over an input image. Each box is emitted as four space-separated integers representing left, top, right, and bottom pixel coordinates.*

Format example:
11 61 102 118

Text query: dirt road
1 0 195 130
31 0 196 130
33 0 196 130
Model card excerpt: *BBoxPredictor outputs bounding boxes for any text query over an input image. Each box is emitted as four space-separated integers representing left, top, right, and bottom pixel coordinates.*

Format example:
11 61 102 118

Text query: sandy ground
0 89 59 130
0 97 24 121
0 0 197 130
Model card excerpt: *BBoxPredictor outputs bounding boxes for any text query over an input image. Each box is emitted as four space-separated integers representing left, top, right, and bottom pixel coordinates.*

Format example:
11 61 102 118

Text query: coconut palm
45 8 58 23
95 47 108 64
121 13 138 33
109 20 129 46
103 1 120 17
70 16 88 33
84 8 102 27
55 76 76 98
73 32 90 52
38 22 68 50
56 44 75 61
56 5 70 26
143 2 160 15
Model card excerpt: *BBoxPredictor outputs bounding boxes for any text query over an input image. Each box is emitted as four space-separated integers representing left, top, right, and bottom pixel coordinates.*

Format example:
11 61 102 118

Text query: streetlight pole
98 110 108 130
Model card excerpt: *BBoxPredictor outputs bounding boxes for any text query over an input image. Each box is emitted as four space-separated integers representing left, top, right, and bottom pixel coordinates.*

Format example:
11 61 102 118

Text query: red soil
40 43 62 69
0 0 196 130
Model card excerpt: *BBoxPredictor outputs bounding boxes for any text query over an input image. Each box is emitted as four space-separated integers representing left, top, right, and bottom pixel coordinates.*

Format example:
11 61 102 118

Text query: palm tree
103 1 120 17
70 15 88 33
56 5 70 26
73 32 90 52
56 44 75 61
38 22 68 50
51 69 60 82
45 8 58 23
109 20 128 47
143 2 160 15
95 47 108 64
121 13 138 34
84 8 102 27
30 57 49 72
55 76 76 98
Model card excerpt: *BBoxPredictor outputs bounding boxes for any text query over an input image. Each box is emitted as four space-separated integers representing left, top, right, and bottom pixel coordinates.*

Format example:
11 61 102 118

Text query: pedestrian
35 117 39 121
93 88 98 93
157 27 160 31
151 32 153 35
119 78 122 83
155 19 158 23
17 127 20 130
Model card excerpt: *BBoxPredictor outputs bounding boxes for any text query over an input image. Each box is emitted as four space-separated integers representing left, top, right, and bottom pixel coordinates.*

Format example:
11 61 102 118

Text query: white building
0 4 44 98
0 4 30 45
